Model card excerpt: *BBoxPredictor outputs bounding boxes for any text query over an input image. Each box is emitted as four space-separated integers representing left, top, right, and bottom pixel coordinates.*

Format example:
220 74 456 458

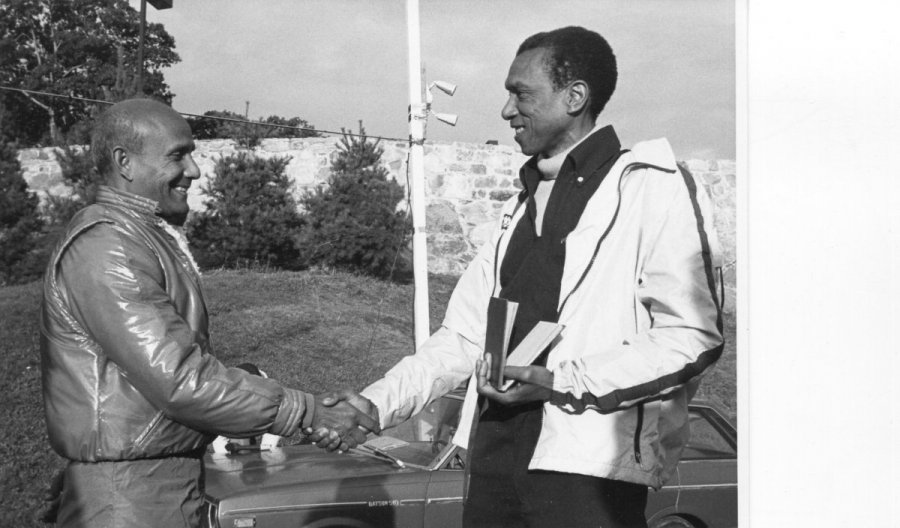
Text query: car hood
204 444 418 501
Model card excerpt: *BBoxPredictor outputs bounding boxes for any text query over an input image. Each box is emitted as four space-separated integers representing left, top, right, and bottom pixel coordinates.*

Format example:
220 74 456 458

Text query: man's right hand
306 390 380 452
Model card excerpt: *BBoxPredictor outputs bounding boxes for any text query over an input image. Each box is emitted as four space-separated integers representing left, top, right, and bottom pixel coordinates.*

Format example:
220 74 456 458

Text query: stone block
428 172 444 191
427 201 463 234
457 201 492 227
434 172 471 200
287 158 317 186
456 148 474 162
725 173 736 188
263 138 291 152
701 172 721 185
471 164 487 175
17 149 39 161
489 189 518 202
474 176 497 188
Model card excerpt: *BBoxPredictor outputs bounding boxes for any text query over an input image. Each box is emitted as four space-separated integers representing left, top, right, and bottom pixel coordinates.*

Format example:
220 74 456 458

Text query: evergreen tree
300 127 410 278
187 152 304 270
0 141 45 285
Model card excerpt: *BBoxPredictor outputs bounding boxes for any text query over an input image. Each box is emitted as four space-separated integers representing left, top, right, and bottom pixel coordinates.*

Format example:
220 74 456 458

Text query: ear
112 146 133 182
565 80 589 115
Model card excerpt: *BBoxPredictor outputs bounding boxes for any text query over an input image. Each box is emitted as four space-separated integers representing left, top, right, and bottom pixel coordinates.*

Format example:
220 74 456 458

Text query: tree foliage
299 127 410 279
42 144 102 230
0 141 46 285
187 152 306 270
0 0 180 146
187 110 322 149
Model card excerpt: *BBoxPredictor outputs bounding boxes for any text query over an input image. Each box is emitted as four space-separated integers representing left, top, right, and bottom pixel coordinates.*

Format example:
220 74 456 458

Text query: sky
135 0 735 160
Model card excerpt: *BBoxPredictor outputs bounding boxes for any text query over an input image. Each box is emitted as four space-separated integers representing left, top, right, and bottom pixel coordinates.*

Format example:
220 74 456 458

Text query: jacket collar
95 185 162 224
519 125 622 196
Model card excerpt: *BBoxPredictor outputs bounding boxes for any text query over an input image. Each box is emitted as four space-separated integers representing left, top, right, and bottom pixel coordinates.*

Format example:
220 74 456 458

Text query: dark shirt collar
95 185 162 224
519 125 621 196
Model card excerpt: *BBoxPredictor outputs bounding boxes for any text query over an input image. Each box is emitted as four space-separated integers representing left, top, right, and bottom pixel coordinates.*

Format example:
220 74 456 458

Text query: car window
681 410 736 460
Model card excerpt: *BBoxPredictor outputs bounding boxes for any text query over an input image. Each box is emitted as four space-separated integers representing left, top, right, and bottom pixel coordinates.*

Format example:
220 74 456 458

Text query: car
201 391 736 528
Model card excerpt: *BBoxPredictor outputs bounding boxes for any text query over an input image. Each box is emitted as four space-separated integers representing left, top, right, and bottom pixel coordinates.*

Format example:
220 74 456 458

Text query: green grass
0 269 735 526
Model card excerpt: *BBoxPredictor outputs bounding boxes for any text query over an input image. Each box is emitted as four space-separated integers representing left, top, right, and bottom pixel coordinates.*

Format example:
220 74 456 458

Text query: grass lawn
0 269 735 526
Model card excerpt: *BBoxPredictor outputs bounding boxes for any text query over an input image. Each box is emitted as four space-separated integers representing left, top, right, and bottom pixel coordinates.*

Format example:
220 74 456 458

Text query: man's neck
537 119 606 180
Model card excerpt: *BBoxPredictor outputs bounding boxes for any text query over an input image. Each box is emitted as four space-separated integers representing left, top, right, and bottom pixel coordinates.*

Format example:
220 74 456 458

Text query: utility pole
406 0 430 350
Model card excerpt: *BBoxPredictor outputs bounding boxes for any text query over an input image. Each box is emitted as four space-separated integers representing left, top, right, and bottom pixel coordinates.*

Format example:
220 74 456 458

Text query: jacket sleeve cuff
269 388 311 437
301 392 317 430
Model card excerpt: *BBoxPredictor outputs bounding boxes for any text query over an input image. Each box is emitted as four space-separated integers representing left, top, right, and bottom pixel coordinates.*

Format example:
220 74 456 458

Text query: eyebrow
167 141 195 155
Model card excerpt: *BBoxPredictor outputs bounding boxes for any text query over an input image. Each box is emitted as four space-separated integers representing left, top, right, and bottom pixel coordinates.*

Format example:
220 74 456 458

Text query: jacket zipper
634 403 644 466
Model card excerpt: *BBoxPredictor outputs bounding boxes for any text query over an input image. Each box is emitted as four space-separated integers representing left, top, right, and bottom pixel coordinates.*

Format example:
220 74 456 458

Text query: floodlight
429 80 457 96
433 112 459 126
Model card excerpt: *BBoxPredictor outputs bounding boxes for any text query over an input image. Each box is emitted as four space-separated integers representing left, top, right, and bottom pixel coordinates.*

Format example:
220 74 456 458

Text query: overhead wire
0 85 410 143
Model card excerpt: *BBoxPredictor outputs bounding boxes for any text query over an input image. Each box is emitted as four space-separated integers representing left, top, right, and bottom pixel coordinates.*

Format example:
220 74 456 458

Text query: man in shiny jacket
40 99 378 527
327 27 724 527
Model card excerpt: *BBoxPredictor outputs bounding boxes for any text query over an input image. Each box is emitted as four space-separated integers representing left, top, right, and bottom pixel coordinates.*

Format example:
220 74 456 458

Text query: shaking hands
304 390 380 453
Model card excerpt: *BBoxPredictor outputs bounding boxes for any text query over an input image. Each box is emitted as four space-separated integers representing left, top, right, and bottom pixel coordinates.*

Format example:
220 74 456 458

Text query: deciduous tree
0 0 180 146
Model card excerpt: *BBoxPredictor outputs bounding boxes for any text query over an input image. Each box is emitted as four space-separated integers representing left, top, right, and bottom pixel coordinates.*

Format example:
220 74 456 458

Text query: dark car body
202 394 736 528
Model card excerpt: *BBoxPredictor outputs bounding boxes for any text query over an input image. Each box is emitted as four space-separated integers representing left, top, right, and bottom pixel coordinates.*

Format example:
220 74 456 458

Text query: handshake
303 389 380 453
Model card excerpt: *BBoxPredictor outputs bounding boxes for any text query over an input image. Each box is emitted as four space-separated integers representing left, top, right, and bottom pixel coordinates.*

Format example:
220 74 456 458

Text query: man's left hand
475 353 553 405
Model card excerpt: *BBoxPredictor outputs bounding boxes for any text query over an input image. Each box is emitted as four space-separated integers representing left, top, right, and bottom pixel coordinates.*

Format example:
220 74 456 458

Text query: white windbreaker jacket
362 137 724 489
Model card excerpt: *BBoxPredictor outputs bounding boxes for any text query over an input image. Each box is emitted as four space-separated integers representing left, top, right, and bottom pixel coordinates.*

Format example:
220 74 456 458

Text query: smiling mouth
172 186 189 196
513 126 525 137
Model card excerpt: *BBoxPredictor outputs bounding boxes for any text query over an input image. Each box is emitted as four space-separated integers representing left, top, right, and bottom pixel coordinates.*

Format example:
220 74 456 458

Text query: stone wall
17 139 735 310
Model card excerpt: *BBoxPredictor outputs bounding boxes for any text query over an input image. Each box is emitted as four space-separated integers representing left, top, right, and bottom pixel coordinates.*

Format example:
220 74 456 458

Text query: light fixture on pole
426 81 459 127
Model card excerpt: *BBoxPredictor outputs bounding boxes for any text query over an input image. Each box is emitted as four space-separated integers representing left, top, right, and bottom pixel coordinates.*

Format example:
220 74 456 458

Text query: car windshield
359 394 464 469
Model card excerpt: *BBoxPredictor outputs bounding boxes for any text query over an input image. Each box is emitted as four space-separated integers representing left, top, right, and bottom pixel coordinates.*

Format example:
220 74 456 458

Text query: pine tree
299 126 411 279
0 142 45 285
187 152 304 270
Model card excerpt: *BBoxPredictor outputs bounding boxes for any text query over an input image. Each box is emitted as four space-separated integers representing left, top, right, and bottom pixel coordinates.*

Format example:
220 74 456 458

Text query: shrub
0 141 46 285
42 145 103 230
187 152 305 270
299 128 411 279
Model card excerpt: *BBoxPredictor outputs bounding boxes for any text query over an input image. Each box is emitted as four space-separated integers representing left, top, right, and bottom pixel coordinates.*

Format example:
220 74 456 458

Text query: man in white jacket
318 26 723 528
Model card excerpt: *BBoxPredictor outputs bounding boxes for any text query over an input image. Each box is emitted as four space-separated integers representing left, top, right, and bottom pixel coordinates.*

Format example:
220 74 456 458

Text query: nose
184 154 201 180
501 94 517 121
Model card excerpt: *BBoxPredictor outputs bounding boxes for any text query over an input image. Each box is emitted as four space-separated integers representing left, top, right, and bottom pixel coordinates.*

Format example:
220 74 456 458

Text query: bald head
91 99 187 182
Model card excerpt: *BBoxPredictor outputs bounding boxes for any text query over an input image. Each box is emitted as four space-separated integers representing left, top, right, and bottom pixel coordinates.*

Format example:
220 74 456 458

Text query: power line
0 85 410 143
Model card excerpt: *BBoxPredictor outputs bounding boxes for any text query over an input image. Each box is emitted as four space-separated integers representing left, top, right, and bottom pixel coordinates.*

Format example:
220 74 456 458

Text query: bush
0 141 46 285
42 145 103 229
187 152 305 270
299 128 411 279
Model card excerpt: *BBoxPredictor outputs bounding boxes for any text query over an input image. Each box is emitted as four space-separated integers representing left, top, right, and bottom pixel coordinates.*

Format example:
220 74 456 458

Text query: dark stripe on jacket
553 165 724 414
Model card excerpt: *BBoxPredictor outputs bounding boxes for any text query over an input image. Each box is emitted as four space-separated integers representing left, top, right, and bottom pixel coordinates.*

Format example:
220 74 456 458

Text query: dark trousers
463 401 647 528
463 469 648 528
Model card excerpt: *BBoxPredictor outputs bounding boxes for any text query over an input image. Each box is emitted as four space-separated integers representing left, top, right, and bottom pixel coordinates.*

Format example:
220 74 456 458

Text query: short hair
90 102 150 178
517 26 617 118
